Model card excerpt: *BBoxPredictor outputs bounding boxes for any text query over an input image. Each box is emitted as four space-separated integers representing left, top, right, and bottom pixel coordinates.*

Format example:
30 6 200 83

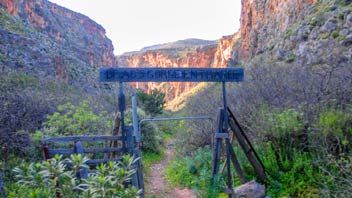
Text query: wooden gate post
212 108 224 178
126 125 140 190
0 170 5 198
74 141 88 179
132 93 145 195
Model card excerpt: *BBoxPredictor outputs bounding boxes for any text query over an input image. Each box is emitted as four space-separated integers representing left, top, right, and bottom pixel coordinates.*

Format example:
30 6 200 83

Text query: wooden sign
99 67 244 82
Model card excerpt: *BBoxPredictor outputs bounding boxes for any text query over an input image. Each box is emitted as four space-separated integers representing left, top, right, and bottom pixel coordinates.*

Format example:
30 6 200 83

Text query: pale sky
49 0 241 55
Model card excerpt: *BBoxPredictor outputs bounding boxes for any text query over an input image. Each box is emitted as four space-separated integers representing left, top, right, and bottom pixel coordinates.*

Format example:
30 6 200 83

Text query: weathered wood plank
86 158 122 166
48 148 123 155
43 135 123 143
229 145 247 184
227 109 267 183
100 68 244 82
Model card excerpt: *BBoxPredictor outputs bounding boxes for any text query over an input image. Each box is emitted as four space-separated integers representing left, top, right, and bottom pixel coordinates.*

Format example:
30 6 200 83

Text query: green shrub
331 31 339 38
126 108 162 153
166 146 222 197
45 100 113 136
229 142 320 197
315 108 352 154
136 89 166 116
264 108 304 136
8 154 140 198
141 121 162 153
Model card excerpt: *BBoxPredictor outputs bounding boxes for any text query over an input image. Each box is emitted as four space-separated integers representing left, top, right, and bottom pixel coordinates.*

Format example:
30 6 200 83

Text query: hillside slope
0 0 116 86
0 0 119 160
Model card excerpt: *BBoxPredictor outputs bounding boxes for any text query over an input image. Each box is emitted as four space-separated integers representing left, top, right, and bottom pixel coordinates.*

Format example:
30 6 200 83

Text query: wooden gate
99 67 244 198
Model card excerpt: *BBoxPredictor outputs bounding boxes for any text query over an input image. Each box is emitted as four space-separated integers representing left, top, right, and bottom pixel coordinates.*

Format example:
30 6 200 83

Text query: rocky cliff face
212 33 240 67
118 38 237 101
0 0 115 85
235 0 352 66
238 0 317 60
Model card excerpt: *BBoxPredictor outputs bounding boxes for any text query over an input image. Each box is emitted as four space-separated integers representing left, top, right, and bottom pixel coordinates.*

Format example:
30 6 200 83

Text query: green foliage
166 146 222 197
136 89 166 116
0 72 117 165
142 151 165 175
141 121 162 153
285 54 296 63
258 145 320 197
320 33 330 39
331 31 339 38
315 108 352 154
318 152 352 196
126 107 162 153
260 108 305 137
45 100 112 136
317 108 352 138
155 111 180 140
8 154 140 198
284 22 300 38
0 8 34 35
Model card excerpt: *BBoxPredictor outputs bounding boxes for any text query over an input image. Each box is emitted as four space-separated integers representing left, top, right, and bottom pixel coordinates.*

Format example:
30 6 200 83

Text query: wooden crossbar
43 135 122 143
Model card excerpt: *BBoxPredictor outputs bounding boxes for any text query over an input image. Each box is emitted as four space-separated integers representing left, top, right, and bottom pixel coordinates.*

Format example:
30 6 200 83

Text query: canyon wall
0 0 115 85
238 0 317 60
235 0 351 68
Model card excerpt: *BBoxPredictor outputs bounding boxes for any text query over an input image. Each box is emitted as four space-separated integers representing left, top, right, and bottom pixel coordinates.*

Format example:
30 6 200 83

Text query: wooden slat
227 109 267 182
84 148 123 153
43 135 123 143
86 158 122 166
49 149 74 155
229 145 247 184
49 148 123 155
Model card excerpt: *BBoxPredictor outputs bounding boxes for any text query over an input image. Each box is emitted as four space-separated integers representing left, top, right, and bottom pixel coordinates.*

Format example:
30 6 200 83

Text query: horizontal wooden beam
43 135 122 143
48 148 123 155
86 158 122 166
99 67 244 82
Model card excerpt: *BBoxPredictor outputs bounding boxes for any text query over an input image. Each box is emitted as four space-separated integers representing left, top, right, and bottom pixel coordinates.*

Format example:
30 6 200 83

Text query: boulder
234 180 266 198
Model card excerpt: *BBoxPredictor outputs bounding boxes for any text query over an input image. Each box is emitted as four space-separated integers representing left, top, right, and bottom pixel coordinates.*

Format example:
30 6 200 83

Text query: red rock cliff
118 43 218 101
239 0 316 60
118 37 238 101
213 33 240 67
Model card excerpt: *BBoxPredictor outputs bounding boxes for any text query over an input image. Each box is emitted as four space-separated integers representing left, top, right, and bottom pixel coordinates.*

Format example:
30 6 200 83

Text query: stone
234 180 266 198
343 34 352 46
340 29 350 36
320 19 337 33
296 25 310 41
276 49 286 60
347 13 352 25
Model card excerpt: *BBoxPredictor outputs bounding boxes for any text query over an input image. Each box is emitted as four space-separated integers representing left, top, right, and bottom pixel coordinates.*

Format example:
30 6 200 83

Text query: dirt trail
145 140 196 198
